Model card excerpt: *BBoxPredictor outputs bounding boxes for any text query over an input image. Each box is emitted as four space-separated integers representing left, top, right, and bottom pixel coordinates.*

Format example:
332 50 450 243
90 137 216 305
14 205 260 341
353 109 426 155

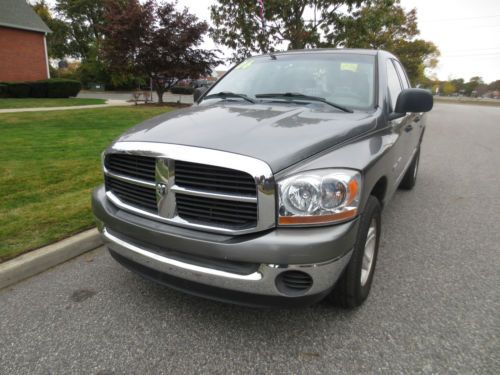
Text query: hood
117 102 377 172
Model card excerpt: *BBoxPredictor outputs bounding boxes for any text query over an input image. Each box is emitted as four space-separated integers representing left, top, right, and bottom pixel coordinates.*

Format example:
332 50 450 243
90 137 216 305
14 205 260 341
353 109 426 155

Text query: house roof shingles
0 0 51 34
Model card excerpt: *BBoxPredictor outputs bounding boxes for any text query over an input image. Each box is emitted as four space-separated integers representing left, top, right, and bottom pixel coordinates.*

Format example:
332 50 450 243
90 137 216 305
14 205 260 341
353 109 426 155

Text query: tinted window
387 60 402 111
393 60 411 89
206 53 376 110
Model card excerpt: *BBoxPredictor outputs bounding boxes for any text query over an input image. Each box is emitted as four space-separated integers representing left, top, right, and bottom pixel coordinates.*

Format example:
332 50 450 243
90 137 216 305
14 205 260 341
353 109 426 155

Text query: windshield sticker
236 59 254 70
340 63 358 72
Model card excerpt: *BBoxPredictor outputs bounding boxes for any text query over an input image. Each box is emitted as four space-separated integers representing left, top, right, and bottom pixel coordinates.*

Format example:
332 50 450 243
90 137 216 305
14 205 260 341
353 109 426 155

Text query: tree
450 78 465 93
32 1 71 59
102 0 220 103
488 80 500 91
210 0 365 62
336 0 439 84
442 81 456 96
333 0 418 47
210 0 439 84
475 83 489 97
464 76 484 96
54 0 109 61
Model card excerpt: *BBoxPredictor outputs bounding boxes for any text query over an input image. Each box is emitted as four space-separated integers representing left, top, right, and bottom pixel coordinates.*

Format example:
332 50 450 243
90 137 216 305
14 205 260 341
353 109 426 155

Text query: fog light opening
275 270 313 296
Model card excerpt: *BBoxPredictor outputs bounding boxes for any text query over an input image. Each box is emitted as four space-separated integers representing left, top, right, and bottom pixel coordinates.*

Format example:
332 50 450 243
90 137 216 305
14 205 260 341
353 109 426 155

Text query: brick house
0 0 51 82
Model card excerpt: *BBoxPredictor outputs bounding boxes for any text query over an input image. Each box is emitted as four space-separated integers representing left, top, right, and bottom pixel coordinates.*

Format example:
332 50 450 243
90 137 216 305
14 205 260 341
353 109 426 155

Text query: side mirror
394 88 433 115
193 87 207 102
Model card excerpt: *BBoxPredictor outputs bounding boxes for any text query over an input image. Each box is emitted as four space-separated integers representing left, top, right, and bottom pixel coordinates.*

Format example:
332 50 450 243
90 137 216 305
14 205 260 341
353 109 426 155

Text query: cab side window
393 60 411 89
387 60 403 111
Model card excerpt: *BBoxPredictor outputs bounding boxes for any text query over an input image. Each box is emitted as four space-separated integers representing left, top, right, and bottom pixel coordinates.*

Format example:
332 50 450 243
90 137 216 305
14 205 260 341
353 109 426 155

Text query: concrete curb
0 229 103 290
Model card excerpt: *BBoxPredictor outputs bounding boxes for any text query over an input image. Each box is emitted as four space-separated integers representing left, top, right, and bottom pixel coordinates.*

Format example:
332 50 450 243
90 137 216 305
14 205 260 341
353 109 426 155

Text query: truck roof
254 48 396 60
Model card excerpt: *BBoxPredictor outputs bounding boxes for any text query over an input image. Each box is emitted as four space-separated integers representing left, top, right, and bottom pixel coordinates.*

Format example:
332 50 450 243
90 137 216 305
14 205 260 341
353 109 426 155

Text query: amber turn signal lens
346 178 359 205
278 208 358 225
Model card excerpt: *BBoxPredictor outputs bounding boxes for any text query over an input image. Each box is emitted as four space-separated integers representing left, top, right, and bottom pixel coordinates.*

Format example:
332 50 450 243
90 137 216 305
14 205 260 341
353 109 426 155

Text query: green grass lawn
0 106 173 261
0 98 106 109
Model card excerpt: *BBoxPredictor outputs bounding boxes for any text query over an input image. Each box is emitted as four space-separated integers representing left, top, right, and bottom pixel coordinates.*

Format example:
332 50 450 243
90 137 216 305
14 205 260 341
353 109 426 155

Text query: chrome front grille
102 142 276 234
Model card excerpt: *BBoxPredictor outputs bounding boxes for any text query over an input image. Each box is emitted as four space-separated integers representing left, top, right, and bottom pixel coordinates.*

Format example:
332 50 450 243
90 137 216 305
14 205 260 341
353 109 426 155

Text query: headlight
278 169 361 225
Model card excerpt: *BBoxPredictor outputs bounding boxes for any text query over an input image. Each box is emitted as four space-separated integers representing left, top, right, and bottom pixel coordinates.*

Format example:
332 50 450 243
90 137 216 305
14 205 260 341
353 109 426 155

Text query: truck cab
92 49 433 308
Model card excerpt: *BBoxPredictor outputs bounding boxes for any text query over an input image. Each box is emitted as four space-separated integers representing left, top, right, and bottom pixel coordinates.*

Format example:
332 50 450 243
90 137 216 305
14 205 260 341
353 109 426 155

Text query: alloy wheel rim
360 219 377 286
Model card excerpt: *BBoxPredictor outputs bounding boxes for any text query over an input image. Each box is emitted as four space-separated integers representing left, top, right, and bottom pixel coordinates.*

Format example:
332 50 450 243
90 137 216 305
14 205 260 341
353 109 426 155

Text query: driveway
0 103 498 374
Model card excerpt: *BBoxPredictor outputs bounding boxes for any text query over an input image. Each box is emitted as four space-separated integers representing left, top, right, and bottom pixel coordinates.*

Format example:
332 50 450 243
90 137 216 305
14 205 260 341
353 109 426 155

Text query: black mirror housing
193 87 208 102
394 88 433 114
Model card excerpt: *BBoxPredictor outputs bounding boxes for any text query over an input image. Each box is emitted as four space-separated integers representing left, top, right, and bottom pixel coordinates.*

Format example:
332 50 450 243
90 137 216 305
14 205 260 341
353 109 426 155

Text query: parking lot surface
1 103 499 374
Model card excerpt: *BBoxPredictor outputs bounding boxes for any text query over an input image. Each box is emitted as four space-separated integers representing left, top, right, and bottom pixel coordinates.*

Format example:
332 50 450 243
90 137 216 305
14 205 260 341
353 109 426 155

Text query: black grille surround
103 153 259 230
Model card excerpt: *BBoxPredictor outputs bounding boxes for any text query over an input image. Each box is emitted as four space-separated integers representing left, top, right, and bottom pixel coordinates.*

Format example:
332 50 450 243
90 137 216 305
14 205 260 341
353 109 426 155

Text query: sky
175 0 500 83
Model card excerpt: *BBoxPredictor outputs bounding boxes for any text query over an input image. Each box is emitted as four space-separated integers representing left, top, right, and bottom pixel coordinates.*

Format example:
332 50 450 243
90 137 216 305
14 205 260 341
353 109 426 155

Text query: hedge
0 79 82 98
171 86 194 95
30 81 49 98
0 84 8 98
46 79 81 98
7 83 31 98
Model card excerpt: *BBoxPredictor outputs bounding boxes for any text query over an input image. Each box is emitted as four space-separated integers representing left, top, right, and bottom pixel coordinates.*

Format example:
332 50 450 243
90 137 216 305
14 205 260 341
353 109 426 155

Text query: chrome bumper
101 227 352 297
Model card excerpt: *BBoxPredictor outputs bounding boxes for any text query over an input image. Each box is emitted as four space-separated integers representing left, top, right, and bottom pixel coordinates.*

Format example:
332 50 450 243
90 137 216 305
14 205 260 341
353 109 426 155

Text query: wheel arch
369 176 388 208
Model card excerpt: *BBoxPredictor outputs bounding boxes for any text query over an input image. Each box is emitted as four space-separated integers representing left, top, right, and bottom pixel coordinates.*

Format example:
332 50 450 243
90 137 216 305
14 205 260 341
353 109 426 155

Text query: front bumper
93 185 358 307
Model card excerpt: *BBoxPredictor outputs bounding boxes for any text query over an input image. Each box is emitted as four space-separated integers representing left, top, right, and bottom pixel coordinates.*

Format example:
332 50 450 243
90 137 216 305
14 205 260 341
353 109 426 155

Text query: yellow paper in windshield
341 63 358 72
236 59 254 70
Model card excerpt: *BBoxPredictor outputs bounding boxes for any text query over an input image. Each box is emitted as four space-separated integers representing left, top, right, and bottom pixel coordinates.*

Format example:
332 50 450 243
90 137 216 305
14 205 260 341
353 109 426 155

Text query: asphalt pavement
1 103 499 374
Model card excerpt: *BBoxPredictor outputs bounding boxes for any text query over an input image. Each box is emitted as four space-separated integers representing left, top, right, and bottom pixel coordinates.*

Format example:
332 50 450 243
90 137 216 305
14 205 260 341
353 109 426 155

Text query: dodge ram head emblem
155 182 167 197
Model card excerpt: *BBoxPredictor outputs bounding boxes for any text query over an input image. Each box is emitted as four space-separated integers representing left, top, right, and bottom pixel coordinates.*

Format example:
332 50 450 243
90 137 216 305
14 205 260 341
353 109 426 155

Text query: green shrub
29 81 49 98
171 86 194 95
7 83 31 98
0 79 82 98
46 79 82 98
0 84 8 98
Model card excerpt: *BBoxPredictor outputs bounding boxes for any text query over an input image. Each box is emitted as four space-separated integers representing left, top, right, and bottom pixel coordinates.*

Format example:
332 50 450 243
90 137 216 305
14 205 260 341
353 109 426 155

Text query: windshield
204 53 376 110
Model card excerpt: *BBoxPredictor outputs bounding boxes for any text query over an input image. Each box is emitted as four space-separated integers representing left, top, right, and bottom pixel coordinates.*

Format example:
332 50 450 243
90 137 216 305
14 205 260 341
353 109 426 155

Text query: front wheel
329 196 381 308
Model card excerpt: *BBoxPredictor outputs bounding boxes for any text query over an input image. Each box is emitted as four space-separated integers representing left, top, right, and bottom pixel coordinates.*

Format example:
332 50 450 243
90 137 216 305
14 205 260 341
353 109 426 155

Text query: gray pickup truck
92 49 433 308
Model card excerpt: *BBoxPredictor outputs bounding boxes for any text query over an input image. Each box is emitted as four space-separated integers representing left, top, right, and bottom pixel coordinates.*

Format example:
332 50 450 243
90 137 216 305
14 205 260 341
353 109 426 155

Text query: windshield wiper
255 92 353 113
204 91 256 104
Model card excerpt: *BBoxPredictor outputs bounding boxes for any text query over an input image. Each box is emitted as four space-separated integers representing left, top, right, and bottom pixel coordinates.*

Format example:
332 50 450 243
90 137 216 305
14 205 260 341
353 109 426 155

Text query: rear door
393 59 424 154
386 59 414 186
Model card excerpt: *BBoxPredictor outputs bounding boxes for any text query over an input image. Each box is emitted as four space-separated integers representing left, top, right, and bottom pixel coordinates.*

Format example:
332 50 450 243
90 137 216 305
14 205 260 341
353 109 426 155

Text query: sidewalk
78 90 194 104
0 99 132 114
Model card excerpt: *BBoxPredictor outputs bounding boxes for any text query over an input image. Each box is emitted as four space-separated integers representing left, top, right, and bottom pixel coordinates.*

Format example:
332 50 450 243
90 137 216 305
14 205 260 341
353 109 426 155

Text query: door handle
404 124 413 132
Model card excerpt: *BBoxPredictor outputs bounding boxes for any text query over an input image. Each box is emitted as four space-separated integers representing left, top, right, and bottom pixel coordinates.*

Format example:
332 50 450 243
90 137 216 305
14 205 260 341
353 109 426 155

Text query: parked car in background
92 49 433 308
191 79 212 89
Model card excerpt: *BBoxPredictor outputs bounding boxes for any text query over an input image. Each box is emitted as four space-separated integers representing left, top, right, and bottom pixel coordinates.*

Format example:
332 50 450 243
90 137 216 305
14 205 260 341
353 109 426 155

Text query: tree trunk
156 88 164 103
151 77 165 104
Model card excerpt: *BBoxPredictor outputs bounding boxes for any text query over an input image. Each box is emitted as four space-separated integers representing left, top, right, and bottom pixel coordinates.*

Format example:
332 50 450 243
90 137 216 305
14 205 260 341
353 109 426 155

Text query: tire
329 196 381 308
399 148 420 190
